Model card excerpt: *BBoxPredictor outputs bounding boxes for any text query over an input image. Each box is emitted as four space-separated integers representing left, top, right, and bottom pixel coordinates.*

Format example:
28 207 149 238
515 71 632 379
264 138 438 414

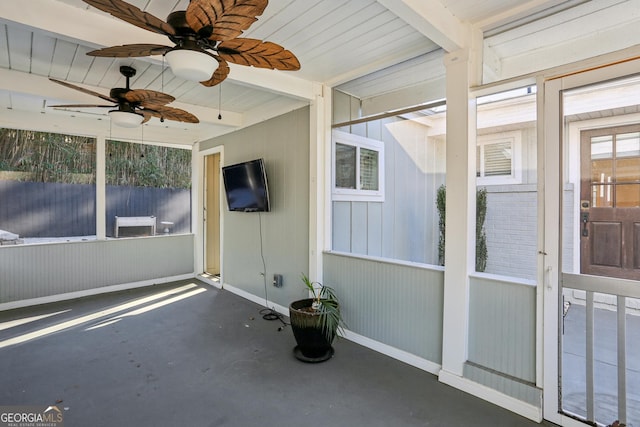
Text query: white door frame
194 144 224 281
542 59 640 426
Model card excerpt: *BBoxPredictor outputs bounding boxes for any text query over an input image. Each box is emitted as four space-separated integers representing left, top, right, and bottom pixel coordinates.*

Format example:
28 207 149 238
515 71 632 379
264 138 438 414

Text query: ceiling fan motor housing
110 87 131 100
167 11 213 41
120 65 136 78
166 12 215 58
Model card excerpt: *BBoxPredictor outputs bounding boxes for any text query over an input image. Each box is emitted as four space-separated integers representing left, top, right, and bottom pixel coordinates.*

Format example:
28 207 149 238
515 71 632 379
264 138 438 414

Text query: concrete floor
0 279 553 427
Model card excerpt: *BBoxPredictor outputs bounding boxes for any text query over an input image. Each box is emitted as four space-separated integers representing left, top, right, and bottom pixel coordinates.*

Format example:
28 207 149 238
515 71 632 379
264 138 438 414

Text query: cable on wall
257 212 288 330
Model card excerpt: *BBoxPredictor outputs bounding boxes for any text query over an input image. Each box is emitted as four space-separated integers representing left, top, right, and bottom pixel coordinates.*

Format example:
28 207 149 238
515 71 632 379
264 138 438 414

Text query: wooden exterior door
580 124 640 280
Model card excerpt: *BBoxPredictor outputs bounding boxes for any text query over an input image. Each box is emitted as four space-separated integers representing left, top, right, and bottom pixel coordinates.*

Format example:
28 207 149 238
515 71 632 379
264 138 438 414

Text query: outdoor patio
562 300 640 426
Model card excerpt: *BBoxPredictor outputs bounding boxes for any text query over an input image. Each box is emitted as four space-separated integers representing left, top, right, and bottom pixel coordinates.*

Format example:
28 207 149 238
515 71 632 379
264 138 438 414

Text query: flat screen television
222 158 271 212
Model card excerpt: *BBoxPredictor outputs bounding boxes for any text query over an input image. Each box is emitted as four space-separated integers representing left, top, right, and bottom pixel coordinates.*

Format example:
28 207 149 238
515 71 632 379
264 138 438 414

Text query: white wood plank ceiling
0 0 639 145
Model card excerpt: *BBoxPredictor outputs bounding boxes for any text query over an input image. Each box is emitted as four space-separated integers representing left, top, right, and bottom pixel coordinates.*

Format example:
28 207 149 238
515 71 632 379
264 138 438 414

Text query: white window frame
332 130 385 202
476 131 522 185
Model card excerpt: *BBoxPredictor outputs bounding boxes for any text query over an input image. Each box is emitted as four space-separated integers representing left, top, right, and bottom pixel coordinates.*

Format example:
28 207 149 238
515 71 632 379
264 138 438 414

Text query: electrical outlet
273 274 283 288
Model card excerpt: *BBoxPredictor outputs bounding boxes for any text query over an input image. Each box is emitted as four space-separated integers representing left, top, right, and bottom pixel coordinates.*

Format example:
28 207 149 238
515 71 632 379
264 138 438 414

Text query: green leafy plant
0 128 96 183
106 140 191 188
300 273 346 341
475 187 488 272
436 185 488 272
437 184 447 266
0 128 192 188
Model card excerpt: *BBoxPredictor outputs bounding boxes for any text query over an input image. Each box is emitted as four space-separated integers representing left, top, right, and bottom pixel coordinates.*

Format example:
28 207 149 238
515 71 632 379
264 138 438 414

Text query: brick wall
483 185 538 280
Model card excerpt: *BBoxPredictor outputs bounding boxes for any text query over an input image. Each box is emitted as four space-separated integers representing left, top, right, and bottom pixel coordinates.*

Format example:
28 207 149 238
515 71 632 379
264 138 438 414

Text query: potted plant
289 274 345 363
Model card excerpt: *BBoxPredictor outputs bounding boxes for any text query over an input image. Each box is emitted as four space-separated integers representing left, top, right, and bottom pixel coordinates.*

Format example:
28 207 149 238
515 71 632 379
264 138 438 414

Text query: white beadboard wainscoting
323 251 541 418
466 274 541 411
323 251 444 366
0 234 195 309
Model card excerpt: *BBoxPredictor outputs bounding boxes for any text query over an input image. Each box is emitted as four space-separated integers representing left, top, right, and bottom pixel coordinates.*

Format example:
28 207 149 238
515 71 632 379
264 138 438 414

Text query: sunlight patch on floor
0 310 70 331
84 287 206 331
0 282 205 349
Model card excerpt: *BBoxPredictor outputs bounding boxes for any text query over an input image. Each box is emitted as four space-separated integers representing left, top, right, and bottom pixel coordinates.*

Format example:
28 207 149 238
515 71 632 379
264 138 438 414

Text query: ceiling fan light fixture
109 110 144 128
165 49 217 82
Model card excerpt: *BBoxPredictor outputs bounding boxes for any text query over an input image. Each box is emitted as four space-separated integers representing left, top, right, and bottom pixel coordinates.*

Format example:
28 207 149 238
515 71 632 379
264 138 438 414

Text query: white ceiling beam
376 0 470 53
361 78 446 117
0 107 228 146
0 0 162 50
0 0 315 100
481 41 501 84
498 21 640 81
226 64 316 102
474 0 586 33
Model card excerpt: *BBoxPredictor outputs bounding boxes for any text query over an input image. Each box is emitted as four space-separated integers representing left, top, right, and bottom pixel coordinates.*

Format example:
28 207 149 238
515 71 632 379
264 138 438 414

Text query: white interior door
204 152 221 276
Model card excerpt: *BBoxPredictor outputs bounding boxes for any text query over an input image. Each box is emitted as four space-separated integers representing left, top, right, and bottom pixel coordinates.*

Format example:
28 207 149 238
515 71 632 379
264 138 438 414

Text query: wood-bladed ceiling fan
82 0 300 86
49 65 199 127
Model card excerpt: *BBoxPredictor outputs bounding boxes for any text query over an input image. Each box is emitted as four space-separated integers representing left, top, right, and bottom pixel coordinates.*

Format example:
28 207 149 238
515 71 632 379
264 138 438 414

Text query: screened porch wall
332 91 444 265
466 275 541 407
331 90 542 408
0 234 194 307
323 251 444 365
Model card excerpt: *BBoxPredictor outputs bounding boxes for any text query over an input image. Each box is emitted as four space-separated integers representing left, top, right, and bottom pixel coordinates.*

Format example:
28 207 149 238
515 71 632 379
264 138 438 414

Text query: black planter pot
289 298 336 363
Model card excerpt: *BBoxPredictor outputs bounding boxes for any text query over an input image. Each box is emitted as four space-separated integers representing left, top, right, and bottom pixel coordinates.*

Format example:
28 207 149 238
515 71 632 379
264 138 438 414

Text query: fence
0 181 191 238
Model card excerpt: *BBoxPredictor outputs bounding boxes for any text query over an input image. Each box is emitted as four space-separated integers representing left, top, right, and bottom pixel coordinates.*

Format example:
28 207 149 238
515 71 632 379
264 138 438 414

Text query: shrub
436 185 488 272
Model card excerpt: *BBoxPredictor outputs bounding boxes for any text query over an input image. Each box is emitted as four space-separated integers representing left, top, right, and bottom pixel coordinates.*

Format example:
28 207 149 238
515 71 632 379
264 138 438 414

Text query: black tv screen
222 158 271 212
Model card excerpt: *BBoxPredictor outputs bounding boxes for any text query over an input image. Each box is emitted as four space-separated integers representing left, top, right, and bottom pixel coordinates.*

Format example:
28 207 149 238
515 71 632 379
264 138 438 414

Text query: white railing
562 273 640 426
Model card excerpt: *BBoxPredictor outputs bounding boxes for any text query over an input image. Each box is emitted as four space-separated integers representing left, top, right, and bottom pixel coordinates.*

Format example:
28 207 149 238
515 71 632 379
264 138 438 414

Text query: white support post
96 135 106 240
439 46 479 378
309 83 329 283
192 141 203 275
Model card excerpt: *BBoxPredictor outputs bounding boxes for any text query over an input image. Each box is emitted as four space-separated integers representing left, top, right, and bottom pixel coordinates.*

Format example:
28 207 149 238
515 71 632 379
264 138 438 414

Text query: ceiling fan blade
49 78 116 103
87 44 172 58
186 0 267 41
83 0 175 36
143 105 200 124
141 110 153 124
125 89 175 106
217 38 300 71
49 104 114 108
200 57 230 87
